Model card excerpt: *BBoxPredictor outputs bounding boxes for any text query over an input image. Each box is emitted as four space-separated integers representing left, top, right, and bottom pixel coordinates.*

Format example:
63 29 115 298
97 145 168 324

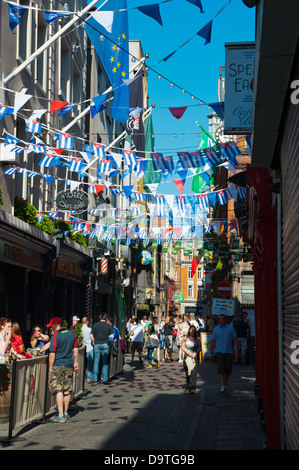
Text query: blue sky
128 0 256 155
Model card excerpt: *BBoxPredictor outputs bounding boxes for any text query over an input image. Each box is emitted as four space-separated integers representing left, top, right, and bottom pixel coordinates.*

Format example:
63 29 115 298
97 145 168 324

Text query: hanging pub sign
56 189 89 213
224 42 255 134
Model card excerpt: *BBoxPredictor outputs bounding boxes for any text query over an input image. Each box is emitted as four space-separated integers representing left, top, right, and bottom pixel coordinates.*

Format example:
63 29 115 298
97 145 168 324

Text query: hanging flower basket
136 304 149 311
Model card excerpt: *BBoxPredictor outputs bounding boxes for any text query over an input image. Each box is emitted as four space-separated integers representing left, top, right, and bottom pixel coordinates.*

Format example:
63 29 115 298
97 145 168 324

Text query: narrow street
0 351 264 452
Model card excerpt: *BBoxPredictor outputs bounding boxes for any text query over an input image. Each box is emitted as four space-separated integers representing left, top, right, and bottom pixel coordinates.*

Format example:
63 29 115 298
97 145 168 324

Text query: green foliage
14 199 88 248
14 198 38 226
0 187 4 206
63 319 83 347
71 231 87 248
55 220 88 248
36 216 54 235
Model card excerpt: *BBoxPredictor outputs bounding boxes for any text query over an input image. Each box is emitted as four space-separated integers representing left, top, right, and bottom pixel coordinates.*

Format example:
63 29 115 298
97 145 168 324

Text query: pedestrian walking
47 317 79 423
233 314 249 364
181 325 201 393
146 324 160 369
210 314 239 393
90 312 114 384
130 317 144 365
163 316 175 362
81 317 94 382
177 315 189 363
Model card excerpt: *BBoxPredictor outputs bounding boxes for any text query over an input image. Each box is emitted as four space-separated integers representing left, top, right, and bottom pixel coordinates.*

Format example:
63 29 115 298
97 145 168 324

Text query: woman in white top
177 315 190 363
181 325 201 393
0 317 12 364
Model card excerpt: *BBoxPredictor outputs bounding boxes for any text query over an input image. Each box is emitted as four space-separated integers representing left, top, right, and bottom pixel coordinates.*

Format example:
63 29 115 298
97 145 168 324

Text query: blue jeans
148 348 158 365
86 348 94 381
93 343 110 382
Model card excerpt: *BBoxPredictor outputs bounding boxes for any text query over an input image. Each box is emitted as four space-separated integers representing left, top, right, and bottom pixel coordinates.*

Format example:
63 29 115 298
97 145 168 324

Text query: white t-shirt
0 335 6 364
131 324 144 342
82 324 93 353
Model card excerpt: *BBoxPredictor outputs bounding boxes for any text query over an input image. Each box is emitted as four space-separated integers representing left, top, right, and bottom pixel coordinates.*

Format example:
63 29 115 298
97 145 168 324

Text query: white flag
91 11 114 33
14 92 32 112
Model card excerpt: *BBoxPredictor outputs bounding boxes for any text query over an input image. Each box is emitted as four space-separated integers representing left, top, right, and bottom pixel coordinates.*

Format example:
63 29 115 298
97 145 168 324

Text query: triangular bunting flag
173 179 185 194
169 106 187 120
137 4 163 26
197 20 213 45
50 100 69 113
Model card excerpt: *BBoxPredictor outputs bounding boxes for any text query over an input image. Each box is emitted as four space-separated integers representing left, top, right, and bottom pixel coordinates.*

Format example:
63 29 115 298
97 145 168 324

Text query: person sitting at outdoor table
10 322 33 359
30 325 50 354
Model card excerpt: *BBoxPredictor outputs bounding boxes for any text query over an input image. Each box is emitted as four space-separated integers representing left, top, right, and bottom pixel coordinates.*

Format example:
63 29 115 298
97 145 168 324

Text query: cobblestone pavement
0 352 265 452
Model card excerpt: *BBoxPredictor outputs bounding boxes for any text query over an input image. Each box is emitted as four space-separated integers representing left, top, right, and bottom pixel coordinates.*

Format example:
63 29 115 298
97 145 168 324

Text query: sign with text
56 189 89 213
212 298 236 316
224 42 255 134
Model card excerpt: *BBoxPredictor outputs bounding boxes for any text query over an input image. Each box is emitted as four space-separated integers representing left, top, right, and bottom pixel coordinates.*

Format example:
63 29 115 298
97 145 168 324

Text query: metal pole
3 0 109 86
62 57 147 133
8 359 17 440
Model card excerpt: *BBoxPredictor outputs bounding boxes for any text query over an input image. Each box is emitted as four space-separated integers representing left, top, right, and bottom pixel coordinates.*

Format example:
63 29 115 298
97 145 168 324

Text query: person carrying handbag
181 325 201 393
146 324 160 369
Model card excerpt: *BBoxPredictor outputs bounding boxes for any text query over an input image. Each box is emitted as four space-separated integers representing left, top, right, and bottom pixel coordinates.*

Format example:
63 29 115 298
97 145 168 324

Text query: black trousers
183 359 198 391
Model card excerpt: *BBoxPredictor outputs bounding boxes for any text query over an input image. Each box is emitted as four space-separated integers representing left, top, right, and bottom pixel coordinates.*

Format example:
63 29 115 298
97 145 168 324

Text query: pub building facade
0 209 93 345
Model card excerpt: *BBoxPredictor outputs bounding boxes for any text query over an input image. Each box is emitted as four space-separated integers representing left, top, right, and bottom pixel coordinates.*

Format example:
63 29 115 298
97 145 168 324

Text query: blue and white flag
177 152 198 169
176 195 186 215
0 104 14 120
26 119 42 134
197 193 209 210
85 0 130 124
122 149 137 171
216 189 228 205
97 159 112 176
155 194 165 217
4 166 19 175
39 154 60 167
8 3 28 32
91 142 106 159
133 158 148 180
150 152 164 172
68 157 85 172
44 10 68 24
55 132 74 149
4 133 19 145
218 142 241 160
58 103 76 116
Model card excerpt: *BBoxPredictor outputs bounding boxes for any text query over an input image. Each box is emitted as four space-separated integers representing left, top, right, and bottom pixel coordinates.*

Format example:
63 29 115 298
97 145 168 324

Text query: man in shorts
210 314 238 393
47 317 79 423
130 317 144 365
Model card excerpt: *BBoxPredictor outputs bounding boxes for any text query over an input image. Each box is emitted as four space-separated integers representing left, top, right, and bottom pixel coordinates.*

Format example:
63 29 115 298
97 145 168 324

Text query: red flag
169 106 187 119
191 256 198 278
50 100 69 113
173 178 185 193
94 184 106 194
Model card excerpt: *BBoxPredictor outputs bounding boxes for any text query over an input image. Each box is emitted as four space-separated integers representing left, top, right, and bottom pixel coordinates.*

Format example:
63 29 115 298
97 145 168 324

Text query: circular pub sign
56 189 89 213
217 280 232 297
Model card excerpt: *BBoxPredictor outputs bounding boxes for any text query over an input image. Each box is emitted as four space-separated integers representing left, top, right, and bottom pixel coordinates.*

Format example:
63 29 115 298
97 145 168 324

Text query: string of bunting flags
5 0 205 33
